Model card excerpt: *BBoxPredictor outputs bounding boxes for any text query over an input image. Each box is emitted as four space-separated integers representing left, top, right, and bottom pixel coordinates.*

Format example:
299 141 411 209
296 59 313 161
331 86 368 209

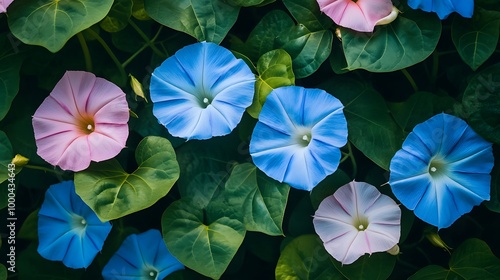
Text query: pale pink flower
317 0 393 32
0 0 13 13
313 181 401 265
32 71 129 172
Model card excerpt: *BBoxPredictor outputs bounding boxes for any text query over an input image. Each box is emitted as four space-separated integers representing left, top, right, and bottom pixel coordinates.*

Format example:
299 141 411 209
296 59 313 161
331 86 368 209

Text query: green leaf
452 7 500 71
462 63 500 144
18 210 38 240
225 0 265 7
332 252 397 280
231 10 295 62
341 10 441 72
409 238 500 280
74 136 180 221
218 163 290 236
247 49 295 118
162 199 246 279
144 0 239 44
100 0 133 33
282 0 333 31
132 0 150 20
320 76 404 170
0 264 6 280
275 235 343 280
0 131 13 185
0 55 22 121
277 25 333 78
8 0 114 52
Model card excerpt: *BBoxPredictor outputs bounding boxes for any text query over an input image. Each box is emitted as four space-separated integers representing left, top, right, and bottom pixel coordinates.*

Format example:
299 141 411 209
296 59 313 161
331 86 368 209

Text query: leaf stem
24 164 64 176
122 26 164 68
347 142 357 178
85 28 127 83
401 68 418 92
76 32 92 72
128 19 165 58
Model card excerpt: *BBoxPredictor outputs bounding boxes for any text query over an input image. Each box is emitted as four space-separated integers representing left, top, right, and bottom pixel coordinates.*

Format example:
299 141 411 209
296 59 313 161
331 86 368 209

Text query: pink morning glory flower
389 113 493 229
0 0 13 13
32 71 129 172
313 181 401 265
317 0 394 32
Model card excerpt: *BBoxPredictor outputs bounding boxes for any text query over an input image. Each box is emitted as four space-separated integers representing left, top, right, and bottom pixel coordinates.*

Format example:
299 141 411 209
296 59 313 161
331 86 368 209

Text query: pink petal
88 126 128 162
36 132 91 172
317 0 393 32
0 0 13 13
49 71 96 119
86 77 129 116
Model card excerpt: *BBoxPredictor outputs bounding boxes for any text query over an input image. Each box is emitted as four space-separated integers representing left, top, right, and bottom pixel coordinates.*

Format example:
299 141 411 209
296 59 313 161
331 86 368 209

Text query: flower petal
407 0 473 19
150 42 254 140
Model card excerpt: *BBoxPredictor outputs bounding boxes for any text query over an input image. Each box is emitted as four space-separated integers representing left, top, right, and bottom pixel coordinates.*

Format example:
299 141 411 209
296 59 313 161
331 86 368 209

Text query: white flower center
302 135 309 141
87 124 93 131
430 167 437 173
358 225 364 230
81 219 87 225
203 97 209 104
149 272 155 277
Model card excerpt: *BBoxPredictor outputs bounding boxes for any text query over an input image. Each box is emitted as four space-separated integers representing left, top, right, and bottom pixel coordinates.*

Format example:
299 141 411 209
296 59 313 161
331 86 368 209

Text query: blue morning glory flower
407 0 474 19
389 113 494 229
37 181 112 269
150 41 255 140
250 86 348 191
102 229 184 280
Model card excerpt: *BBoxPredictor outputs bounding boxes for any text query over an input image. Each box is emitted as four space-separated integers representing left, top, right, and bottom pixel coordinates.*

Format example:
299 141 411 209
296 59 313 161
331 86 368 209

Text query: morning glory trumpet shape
32 71 129 172
0 0 13 13
407 0 474 19
38 181 112 269
389 113 493 229
250 86 348 191
317 0 394 32
150 41 255 140
313 181 401 265
102 229 184 280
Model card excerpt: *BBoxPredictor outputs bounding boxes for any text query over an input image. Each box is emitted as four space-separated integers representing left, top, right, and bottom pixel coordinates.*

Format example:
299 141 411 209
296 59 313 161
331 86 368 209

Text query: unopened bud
129 74 147 102
11 154 29 168
386 244 400 255
375 6 401 26
425 231 452 254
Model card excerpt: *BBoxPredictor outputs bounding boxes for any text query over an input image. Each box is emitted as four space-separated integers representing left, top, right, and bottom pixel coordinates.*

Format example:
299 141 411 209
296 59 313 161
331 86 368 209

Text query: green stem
85 28 127 82
347 142 357 178
76 32 92 72
401 68 418 92
128 19 165 58
24 164 64 175
122 43 150 68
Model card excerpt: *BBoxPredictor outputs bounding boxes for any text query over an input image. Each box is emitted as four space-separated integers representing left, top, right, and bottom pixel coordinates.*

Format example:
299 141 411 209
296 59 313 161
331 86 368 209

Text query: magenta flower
317 0 393 32
32 71 129 172
0 0 13 13
313 181 401 265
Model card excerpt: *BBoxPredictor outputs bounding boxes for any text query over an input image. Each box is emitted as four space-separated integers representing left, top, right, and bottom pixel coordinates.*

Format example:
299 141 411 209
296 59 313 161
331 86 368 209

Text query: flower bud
11 154 29 168
375 6 401 26
386 244 400 255
425 231 452 254
129 74 147 102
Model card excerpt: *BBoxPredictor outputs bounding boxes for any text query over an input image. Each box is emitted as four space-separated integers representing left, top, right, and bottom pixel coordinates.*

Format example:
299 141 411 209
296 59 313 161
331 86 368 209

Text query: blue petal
37 181 112 268
150 42 255 140
407 0 473 19
102 230 184 280
250 86 348 191
390 173 431 211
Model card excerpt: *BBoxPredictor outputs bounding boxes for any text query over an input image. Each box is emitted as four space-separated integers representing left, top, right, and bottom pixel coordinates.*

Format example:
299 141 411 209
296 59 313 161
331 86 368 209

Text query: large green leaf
0 55 22 121
100 0 133 33
275 235 343 280
216 163 290 236
225 0 266 7
247 49 295 118
452 7 500 71
282 0 332 31
341 10 441 72
74 136 180 221
320 76 404 170
144 0 239 44
277 25 333 78
332 252 397 280
8 0 114 52
462 63 500 144
162 199 246 279
231 10 295 62
409 239 500 279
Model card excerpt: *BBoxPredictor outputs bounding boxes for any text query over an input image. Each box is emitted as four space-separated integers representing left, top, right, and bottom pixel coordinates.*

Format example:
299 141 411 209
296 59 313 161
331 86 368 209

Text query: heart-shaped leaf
275 235 342 280
247 49 295 118
144 0 239 44
216 163 290 236
0 131 13 185
282 0 332 31
162 199 246 279
320 76 404 170
332 252 397 280
452 7 500 71
341 10 441 72
8 0 114 52
74 136 180 221
462 63 500 144
0 54 22 121
409 239 500 279
100 0 133 33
